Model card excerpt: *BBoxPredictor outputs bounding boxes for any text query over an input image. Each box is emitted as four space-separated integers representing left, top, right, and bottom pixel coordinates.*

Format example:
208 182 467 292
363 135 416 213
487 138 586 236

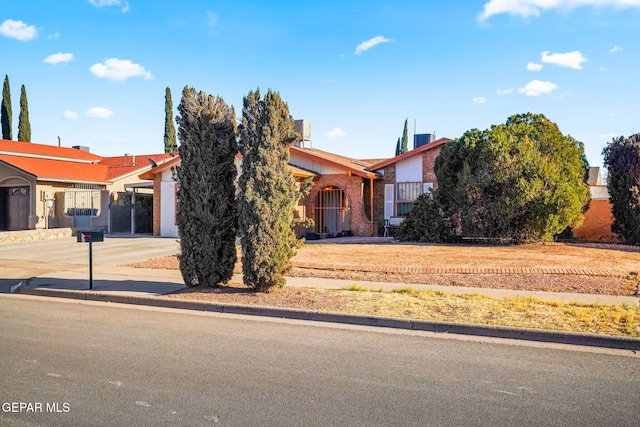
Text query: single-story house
140 146 386 238
367 137 453 234
0 139 171 233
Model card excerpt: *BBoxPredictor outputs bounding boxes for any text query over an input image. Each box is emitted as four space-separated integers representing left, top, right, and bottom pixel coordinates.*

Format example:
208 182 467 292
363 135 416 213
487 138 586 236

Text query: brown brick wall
573 199 618 242
372 149 442 235
300 174 374 236
421 147 441 185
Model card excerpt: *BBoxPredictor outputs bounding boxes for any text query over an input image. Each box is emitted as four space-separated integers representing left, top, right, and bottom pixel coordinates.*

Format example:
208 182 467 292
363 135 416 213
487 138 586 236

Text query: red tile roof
0 154 109 183
0 139 102 162
367 137 454 171
0 139 170 183
101 153 172 180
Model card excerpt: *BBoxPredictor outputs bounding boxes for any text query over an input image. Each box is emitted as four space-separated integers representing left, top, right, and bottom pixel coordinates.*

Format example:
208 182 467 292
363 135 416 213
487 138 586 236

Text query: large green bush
403 113 590 243
397 194 452 242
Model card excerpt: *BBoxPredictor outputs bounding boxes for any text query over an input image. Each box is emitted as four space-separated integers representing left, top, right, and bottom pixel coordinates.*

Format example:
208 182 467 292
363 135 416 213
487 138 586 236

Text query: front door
314 186 351 234
1 186 30 231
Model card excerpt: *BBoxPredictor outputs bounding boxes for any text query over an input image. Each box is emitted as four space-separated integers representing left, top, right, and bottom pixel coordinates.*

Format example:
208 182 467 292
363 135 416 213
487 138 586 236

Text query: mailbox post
77 230 104 290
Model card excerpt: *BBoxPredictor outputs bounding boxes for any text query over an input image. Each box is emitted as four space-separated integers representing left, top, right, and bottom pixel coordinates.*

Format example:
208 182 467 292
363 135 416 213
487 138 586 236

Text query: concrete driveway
0 235 180 292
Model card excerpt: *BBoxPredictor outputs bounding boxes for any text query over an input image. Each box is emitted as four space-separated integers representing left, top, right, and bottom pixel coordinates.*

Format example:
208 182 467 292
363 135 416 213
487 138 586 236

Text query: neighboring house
573 167 618 242
367 137 453 234
0 139 170 233
140 147 384 238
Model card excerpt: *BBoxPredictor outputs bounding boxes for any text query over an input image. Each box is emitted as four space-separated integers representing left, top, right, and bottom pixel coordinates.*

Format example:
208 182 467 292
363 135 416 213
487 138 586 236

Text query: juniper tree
238 88 299 292
1 75 11 140
164 87 177 155
175 86 238 287
401 118 409 153
603 133 640 245
432 113 589 243
18 85 31 142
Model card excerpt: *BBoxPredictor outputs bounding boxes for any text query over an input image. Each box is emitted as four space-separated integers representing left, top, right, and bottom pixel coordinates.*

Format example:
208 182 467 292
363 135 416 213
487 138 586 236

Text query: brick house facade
368 138 452 235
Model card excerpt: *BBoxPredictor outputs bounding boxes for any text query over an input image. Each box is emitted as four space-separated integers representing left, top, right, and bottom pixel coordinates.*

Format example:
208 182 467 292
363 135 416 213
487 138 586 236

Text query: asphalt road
1 296 638 427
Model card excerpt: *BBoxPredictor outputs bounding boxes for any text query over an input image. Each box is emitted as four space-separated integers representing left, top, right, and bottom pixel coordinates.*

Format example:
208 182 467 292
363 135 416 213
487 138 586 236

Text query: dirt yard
128 241 640 337
130 241 640 296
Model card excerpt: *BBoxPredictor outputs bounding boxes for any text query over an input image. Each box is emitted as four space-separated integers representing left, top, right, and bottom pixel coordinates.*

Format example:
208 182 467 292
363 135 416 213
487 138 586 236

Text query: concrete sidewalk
13 265 640 351
15 265 640 306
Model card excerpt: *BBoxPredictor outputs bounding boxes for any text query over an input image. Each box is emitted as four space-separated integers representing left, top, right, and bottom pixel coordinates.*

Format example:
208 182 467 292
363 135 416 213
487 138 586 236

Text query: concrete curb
19 287 640 351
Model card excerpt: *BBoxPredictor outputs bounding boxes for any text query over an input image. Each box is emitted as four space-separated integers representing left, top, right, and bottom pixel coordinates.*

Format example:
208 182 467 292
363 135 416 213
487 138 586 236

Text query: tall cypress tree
238 88 299 292
164 87 177 155
603 134 640 245
18 85 31 142
175 86 238 287
1 75 12 140
395 137 401 156
401 118 409 153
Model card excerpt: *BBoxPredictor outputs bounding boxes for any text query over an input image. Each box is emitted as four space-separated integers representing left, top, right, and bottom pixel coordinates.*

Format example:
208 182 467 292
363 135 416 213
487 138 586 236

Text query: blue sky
1 0 639 167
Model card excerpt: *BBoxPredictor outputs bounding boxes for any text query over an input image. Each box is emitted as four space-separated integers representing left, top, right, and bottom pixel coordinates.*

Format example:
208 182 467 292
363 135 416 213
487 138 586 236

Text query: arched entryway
314 186 351 234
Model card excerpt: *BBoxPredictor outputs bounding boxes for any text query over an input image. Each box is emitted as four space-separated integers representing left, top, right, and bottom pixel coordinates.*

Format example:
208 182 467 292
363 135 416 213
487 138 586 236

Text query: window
396 182 421 216
395 182 434 216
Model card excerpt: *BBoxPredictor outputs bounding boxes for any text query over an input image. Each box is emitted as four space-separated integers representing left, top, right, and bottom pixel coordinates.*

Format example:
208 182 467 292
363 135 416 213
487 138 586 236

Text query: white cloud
325 127 347 138
86 107 114 118
541 50 587 69
354 36 392 55
44 53 74 65
89 58 153 81
89 0 130 12
478 0 640 22
472 97 486 104
496 88 513 95
518 80 558 96
0 19 38 41
207 11 219 26
63 111 79 120
47 31 60 39
610 45 623 52
527 62 543 71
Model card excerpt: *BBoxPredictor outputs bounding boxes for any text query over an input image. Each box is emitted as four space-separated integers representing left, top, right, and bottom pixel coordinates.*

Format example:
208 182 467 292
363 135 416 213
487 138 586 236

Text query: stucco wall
396 155 422 182
160 169 178 238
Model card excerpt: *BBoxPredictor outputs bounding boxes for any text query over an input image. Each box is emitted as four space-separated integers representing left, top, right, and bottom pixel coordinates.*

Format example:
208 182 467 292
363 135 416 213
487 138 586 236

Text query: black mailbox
77 230 104 243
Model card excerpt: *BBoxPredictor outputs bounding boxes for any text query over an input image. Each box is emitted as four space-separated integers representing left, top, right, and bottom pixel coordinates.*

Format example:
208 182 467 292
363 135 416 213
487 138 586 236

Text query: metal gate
314 186 351 234
64 183 102 228
109 192 153 234
110 192 132 233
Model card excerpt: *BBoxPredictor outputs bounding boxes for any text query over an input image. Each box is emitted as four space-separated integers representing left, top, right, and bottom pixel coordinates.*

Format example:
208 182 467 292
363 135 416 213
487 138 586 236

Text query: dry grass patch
164 284 640 337
338 287 639 337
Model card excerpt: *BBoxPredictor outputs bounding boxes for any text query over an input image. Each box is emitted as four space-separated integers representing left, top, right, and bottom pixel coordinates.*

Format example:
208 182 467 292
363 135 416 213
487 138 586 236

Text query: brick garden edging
295 241 639 279
292 262 631 279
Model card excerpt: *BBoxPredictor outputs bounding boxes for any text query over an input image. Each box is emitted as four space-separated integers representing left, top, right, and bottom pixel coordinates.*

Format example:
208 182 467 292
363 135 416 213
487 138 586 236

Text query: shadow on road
26 277 185 295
